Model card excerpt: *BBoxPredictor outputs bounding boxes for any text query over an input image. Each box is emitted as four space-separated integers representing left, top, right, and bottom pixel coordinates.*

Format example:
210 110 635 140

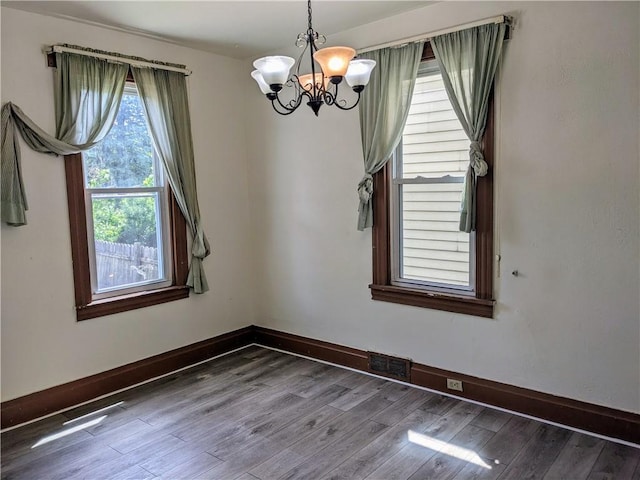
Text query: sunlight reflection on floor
407 430 494 469
32 415 107 448
62 401 124 426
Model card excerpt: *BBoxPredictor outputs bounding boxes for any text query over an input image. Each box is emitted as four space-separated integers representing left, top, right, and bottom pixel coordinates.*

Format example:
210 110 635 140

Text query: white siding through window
394 69 471 288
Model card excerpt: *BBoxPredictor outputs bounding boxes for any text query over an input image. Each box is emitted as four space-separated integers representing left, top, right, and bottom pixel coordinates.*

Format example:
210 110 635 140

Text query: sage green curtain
54 52 128 146
132 67 210 294
1 53 127 225
357 43 423 231
2 103 74 225
431 23 506 232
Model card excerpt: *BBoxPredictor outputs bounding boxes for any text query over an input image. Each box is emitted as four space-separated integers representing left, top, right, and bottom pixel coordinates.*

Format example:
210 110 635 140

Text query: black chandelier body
266 26 364 116
251 0 376 117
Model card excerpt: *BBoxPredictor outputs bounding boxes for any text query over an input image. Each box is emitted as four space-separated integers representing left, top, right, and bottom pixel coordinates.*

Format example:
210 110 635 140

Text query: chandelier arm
272 89 307 114
271 100 299 116
332 92 362 111
295 39 308 78
275 95 300 112
308 34 320 99
321 84 342 107
320 82 361 111
320 88 336 106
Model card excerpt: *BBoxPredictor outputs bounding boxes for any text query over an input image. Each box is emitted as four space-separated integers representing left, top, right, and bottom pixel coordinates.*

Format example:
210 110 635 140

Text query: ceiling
2 1 431 59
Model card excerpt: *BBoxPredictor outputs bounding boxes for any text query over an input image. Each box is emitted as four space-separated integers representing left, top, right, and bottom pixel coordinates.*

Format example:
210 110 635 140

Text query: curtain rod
357 15 509 54
48 45 192 76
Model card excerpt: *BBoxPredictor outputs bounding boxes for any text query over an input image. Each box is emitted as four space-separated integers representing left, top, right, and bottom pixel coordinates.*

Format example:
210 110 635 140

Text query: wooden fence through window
95 240 159 290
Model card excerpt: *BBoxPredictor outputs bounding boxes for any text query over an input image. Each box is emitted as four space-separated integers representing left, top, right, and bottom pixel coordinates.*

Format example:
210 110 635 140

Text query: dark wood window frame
369 43 494 318
64 73 189 321
66 153 189 321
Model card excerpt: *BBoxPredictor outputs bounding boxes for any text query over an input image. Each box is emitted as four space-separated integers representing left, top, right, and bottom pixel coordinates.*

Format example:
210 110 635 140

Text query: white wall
245 2 640 413
2 2 639 416
0 8 255 401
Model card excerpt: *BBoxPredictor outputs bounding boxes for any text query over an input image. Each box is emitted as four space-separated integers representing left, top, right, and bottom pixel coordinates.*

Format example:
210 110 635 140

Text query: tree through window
84 85 170 294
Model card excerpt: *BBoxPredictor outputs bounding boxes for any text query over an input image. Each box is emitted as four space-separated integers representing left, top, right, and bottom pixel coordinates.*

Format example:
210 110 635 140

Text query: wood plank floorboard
157 452 222 480
498 424 572 480
475 415 544 465
470 408 513 433
543 432 605 479
586 442 640 480
372 388 434 426
321 408 442 480
406 424 495 480
2 346 638 480
280 420 389 480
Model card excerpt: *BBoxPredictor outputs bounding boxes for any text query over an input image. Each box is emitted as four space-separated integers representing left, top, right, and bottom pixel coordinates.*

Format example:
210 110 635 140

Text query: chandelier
250 0 376 116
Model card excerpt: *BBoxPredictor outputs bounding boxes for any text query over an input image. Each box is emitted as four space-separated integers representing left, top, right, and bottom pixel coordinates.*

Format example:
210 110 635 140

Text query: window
66 82 188 321
370 46 494 318
393 61 472 291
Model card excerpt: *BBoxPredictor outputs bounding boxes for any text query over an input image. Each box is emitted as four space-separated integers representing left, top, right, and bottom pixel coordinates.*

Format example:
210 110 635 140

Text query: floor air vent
368 351 411 381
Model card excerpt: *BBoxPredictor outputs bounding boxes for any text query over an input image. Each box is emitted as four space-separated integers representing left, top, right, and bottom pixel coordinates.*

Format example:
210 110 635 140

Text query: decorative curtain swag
1 47 210 293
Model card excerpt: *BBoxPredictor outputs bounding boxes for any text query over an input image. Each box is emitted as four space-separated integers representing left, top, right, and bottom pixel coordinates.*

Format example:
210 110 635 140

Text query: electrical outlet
446 378 463 392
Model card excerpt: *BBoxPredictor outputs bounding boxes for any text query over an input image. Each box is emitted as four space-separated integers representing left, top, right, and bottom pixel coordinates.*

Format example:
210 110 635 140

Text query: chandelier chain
307 0 313 33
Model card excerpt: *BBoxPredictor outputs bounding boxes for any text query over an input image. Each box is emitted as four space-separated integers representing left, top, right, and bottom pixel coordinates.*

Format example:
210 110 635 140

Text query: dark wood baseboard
410 364 640 446
253 326 640 445
1 326 254 429
252 326 369 371
3 325 638 445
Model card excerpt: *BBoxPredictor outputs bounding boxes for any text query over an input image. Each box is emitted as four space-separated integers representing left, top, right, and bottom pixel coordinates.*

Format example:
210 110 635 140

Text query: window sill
369 284 494 318
77 285 189 321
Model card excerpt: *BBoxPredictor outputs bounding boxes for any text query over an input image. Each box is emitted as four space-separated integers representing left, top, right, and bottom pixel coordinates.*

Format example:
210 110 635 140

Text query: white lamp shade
253 56 295 86
251 70 272 95
313 46 356 78
345 59 377 87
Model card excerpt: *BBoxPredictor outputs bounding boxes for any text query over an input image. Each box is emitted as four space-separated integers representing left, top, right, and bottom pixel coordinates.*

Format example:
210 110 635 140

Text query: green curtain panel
54 52 128 146
357 43 423 231
431 23 506 233
132 67 210 294
1 53 127 225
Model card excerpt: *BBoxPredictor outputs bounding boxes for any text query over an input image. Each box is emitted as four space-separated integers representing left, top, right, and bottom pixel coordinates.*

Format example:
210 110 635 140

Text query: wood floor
2 346 639 480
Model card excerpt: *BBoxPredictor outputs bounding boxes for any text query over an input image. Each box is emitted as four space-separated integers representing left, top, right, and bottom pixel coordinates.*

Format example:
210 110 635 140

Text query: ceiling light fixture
251 0 376 116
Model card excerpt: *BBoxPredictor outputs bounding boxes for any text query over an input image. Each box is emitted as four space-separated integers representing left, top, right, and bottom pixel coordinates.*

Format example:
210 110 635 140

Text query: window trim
369 43 494 318
65 150 189 321
86 188 173 299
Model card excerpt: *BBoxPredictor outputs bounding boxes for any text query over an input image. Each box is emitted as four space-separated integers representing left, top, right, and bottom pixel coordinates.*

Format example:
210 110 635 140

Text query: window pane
84 91 157 188
91 193 164 292
402 74 469 179
401 183 470 286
